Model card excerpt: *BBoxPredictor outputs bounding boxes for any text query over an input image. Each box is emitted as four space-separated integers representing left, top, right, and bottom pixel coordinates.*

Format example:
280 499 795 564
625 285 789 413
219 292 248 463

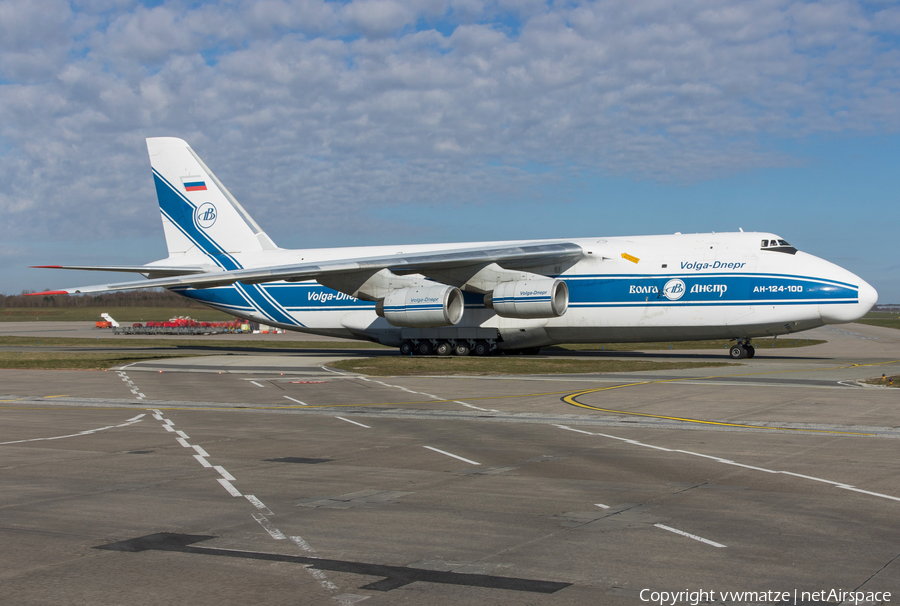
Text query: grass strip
864 375 899 388
550 338 825 351
0 352 200 371
330 357 732 376
857 312 900 331
0 337 388 349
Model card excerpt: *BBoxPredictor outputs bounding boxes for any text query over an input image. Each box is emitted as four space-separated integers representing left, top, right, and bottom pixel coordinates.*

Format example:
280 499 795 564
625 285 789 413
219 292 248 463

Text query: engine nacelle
376 285 464 327
485 279 568 319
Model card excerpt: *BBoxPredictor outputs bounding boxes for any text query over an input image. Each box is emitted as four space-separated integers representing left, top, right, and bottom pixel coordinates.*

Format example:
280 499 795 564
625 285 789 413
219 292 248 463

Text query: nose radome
820 276 878 324
858 279 878 313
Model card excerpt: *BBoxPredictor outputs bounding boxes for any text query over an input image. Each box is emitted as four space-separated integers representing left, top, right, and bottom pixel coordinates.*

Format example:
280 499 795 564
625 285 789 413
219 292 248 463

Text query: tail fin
147 137 277 266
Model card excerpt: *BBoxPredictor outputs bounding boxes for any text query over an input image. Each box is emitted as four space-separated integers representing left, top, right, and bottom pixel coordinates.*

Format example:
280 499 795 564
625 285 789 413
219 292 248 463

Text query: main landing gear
399 339 496 356
729 340 755 360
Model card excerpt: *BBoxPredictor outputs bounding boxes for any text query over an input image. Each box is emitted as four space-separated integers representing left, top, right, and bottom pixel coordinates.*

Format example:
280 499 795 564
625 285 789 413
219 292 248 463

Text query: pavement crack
669 482 707 496
852 549 900 593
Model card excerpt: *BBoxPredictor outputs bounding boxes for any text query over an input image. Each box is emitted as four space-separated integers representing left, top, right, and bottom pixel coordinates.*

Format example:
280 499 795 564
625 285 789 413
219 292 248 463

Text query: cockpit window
760 237 798 255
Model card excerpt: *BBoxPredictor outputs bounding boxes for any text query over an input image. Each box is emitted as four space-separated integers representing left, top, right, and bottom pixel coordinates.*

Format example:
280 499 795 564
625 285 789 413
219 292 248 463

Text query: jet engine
484 279 568 319
376 285 464 327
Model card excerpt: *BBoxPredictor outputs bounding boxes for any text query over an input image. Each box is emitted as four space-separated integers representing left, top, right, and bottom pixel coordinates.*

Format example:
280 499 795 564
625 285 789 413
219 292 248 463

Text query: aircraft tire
744 344 755 358
399 341 414 356
435 341 453 356
729 344 747 359
473 340 491 356
416 341 434 356
453 341 471 356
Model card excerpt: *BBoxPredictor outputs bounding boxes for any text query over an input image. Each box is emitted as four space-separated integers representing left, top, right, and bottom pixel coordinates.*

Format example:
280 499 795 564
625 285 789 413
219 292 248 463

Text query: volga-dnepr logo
195 203 217 229
662 279 686 300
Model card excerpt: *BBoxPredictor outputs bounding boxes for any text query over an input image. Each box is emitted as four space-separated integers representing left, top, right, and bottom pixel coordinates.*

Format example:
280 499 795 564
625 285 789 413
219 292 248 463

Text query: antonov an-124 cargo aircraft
31 137 878 359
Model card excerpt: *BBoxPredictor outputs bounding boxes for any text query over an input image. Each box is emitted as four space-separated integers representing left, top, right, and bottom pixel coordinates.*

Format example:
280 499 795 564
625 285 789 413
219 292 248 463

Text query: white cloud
0 0 899 265
0 0 76 80
105 6 191 62
341 0 417 38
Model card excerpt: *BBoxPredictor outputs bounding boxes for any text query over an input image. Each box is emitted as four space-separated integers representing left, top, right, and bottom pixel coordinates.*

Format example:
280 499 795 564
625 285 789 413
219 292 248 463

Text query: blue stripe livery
565 274 857 308
154 171 241 271
153 169 857 329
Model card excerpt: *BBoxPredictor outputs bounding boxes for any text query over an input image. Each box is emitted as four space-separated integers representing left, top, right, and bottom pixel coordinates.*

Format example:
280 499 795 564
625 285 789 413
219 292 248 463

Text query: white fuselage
171 231 877 349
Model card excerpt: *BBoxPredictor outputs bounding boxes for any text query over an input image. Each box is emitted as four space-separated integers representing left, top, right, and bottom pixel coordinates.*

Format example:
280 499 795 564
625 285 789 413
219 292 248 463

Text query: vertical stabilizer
147 137 277 265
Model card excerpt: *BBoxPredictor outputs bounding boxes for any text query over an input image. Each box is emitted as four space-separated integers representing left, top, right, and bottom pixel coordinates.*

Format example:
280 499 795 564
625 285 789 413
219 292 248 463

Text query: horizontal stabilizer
31 265 211 277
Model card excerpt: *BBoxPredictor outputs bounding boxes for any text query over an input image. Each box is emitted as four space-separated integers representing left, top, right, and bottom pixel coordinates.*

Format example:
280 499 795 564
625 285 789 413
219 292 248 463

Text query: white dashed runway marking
117 370 146 400
335 416 371 428
654 524 726 548
423 445 481 466
150 408 350 601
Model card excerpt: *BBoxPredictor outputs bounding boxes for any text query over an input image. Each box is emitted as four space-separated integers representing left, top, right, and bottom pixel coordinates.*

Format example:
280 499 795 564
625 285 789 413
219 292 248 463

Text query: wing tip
30 265 63 269
25 290 70 296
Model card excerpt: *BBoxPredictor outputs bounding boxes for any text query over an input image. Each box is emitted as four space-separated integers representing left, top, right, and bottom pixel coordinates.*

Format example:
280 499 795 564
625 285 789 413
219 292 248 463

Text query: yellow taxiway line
1 360 895 430
559 359 900 436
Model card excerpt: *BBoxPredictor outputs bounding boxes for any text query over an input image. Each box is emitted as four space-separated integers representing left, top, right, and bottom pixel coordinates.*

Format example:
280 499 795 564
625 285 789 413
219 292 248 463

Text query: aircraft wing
29 242 583 295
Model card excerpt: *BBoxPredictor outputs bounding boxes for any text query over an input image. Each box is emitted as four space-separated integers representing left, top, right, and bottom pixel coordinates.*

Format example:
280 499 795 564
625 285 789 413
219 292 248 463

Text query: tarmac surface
1 322 899 605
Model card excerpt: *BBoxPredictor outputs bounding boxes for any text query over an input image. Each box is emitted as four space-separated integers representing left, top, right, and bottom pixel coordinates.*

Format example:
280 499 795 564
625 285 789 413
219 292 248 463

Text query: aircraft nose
858 278 878 313
819 275 878 324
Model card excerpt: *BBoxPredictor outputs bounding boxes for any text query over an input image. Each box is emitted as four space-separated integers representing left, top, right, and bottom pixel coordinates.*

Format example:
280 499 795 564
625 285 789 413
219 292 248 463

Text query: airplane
30 137 878 359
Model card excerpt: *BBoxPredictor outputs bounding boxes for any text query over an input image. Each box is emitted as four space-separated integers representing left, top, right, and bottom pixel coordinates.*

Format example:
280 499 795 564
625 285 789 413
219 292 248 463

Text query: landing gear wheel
435 341 453 356
729 344 747 359
744 344 755 358
453 341 471 356
416 341 434 356
399 341 414 356
473 340 491 356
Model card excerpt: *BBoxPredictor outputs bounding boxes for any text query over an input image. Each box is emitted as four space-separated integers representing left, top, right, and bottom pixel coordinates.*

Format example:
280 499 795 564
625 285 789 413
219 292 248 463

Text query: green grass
330 357 732 376
864 375 899 388
0 335 387 370
0 336 388 349
0 335 823 352
857 312 900 331
549 338 825 351
0 307 234 322
0 331 826 352
0 351 199 370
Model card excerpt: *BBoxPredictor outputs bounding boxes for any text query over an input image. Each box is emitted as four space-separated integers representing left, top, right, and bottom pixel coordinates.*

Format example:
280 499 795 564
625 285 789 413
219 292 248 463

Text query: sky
1 0 898 302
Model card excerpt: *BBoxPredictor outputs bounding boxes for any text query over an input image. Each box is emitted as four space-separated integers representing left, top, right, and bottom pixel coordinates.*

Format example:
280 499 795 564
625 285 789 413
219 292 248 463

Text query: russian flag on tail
181 176 207 192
